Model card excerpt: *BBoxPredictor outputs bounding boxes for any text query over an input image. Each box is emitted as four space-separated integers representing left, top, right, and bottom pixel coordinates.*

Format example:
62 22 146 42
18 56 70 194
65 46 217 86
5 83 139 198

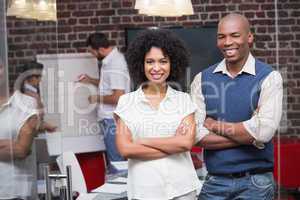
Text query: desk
77 193 127 200
90 193 127 200
274 137 300 189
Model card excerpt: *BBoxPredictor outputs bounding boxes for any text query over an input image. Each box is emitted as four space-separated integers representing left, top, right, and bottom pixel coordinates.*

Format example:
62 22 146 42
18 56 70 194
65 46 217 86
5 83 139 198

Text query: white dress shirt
114 86 201 200
97 47 131 121
191 53 283 144
0 91 39 199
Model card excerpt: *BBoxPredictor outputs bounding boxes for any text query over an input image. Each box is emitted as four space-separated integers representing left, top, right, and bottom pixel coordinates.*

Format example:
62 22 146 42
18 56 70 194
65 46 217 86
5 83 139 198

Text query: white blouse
114 86 201 200
0 91 39 199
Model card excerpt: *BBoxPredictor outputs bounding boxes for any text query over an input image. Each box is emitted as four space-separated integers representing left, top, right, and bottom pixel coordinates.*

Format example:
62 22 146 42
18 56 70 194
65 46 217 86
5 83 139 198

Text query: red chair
191 147 203 169
273 137 300 189
76 152 106 192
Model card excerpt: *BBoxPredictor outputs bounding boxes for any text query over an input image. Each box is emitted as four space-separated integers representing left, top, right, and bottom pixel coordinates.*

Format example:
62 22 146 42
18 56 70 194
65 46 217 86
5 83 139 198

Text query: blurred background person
77 32 131 174
0 61 56 200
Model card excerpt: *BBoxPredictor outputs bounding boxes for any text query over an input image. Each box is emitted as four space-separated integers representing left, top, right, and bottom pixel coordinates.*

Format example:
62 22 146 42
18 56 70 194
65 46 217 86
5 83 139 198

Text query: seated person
0 61 56 200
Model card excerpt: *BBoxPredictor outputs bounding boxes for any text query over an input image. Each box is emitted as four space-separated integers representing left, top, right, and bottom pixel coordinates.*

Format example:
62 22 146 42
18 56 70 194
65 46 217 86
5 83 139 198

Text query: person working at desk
114 29 201 200
0 61 56 200
191 13 283 200
77 33 130 173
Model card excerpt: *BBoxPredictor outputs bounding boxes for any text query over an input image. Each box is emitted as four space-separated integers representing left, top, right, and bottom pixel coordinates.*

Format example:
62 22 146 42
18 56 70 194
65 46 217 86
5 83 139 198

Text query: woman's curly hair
125 29 190 89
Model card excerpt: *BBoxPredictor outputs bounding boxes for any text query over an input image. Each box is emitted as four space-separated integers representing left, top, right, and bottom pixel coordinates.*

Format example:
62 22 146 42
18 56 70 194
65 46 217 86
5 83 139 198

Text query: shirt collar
102 47 117 66
213 53 256 77
136 85 177 103
24 83 38 94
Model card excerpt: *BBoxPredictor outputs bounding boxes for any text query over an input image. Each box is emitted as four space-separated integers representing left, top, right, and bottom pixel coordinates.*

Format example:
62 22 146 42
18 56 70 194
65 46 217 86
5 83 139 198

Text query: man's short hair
86 33 110 50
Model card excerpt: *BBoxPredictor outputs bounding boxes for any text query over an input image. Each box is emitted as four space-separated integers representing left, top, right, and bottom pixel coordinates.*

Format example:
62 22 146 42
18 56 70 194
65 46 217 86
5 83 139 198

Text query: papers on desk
77 193 99 200
91 183 127 194
111 161 128 171
107 177 127 184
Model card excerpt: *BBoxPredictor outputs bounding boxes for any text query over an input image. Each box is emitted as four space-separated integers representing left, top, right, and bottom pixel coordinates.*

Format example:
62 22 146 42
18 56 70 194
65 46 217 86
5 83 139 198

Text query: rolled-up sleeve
190 73 210 142
105 68 130 90
182 93 197 117
113 94 128 122
243 71 283 143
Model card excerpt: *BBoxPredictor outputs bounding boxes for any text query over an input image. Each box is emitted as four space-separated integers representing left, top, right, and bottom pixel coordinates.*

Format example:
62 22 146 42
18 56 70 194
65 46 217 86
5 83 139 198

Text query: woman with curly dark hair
114 29 200 200
126 28 189 90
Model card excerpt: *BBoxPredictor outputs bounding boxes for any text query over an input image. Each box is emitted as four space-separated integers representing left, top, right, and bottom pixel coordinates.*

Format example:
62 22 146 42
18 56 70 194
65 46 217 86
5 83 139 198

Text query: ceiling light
135 0 194 17
7 0 57 21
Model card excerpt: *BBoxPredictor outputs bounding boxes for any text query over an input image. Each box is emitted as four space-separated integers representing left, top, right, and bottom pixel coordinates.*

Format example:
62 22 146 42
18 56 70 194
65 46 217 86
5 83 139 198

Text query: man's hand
76 74 99 87
204 117 216 132
88 95 99 104
204 117 227 136
76 74 93 84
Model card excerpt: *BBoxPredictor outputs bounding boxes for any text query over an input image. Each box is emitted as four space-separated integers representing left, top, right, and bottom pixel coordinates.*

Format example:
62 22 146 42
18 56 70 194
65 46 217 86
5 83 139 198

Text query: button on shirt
97 47 130 121
191 53 283 145
0 91 39 199
114 86 201 200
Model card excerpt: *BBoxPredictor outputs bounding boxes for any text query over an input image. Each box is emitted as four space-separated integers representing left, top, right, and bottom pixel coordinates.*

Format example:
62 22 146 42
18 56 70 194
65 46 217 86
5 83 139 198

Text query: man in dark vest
191 13 283 200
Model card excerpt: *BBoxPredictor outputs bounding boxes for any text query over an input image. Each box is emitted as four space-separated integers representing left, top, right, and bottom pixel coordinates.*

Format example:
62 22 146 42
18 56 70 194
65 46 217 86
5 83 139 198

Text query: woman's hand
38 121 57 133
43 122 57 133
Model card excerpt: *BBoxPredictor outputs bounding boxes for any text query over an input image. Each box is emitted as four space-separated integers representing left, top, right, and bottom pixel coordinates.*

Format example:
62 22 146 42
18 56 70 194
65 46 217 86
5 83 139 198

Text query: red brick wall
6 0 300 135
